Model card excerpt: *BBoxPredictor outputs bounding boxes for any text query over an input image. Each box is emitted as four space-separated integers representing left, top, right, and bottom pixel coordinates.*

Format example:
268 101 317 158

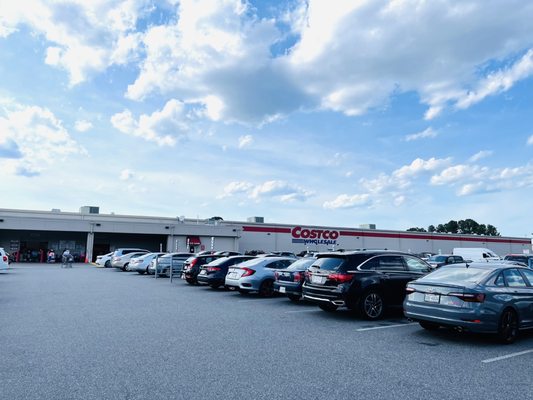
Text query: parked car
225 257 295 297
403 263 533 343
302 251 431 319
111 250 150 271
504 254 533 268
259 252 298 258
274 257 317 302
0 247 9 270
197 255 255 288
427 254 465 269
452 247 500 262
95 252 114 268
154 252 193 277
129 252 167 274
213 251 241 257
182 254 225 284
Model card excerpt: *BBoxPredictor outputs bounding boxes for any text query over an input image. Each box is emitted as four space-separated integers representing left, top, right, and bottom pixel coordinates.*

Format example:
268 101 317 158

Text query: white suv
0 248 9 271
111 248 150 271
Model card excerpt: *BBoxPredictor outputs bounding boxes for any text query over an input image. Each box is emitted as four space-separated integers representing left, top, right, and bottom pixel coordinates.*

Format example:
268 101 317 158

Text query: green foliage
407 219 500 236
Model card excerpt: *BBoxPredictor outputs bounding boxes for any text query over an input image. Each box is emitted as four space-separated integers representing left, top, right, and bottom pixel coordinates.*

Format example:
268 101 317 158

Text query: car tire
419 321 440 331
288 294 301 302
359 290 385 320
258 280 274 297
318 303 338 312
122 263 129 272
104 260 111 268
497 308 519 344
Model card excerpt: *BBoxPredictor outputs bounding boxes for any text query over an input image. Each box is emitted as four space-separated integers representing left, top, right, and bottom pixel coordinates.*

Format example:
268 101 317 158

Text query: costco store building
0 207 530 262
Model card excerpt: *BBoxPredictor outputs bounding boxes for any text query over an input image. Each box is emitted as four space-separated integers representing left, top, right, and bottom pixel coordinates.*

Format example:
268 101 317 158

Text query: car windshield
429 255 447 262
418 266 494 285
287 258 315 271
311 257 346 271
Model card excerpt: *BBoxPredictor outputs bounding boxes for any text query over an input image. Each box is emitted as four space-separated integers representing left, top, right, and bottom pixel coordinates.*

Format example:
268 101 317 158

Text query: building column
86 232 94 263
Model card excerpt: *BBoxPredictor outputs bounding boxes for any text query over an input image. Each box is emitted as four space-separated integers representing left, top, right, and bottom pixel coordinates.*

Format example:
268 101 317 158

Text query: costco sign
291 226 339 246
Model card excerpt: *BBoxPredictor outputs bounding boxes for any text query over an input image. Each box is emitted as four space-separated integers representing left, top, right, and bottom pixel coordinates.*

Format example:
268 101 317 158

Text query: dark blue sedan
404 263 533 343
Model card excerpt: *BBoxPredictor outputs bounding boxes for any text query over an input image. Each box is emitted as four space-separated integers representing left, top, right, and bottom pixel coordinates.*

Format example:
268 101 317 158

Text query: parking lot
1 264 533 400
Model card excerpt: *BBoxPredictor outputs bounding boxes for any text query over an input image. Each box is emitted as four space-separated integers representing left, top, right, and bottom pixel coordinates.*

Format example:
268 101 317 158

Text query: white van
452 247 501 262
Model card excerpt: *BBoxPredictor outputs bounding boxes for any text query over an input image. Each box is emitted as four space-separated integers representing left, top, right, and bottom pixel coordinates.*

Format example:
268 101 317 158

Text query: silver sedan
225 257 295 297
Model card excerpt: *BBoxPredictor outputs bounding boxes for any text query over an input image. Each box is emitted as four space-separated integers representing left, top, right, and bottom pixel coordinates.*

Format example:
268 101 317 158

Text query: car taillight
206 267 221 272
293 272 304 282
190 259 198 268
449 292 485 303
241 267 255 277
2 256 7 262
328 273 353 283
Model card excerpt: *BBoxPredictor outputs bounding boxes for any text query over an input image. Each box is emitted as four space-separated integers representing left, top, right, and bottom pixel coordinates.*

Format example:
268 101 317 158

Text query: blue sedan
404 263 533 343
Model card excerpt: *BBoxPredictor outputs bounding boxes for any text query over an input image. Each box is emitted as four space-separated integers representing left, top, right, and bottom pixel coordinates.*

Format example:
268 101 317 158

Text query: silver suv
111 248 150 271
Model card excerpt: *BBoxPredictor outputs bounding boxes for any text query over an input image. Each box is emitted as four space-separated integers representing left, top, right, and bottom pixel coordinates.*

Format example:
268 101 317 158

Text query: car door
374 256 411 305
516 268 533 327
502 268 533 326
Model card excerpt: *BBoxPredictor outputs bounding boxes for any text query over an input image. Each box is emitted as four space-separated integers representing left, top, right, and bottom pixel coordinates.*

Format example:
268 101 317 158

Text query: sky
0 0 532 238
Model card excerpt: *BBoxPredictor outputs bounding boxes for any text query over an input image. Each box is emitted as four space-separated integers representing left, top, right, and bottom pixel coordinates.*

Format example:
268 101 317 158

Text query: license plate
424 293 440 303
279 286 286 293
228 272 238 279
311 275 325 284
199 270 207 275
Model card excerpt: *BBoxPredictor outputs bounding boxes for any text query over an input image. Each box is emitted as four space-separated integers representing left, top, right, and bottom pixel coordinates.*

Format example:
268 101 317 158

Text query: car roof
443 262 528 271
317 250 416 257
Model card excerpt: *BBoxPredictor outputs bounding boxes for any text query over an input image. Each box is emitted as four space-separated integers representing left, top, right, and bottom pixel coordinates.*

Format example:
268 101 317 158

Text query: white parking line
356 322 418 332
285 309 319 313
481 349 533 364
237 298 283 303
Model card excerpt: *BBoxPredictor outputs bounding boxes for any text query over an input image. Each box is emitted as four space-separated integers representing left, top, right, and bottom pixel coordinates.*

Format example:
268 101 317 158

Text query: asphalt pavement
1 264 533 400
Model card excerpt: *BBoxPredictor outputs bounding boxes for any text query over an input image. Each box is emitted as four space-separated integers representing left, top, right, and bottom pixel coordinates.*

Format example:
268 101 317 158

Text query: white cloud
217 181 254 198
120 169 134 181
0 0 148 85
393 157 452 180
0 102 85 176
238 134 253 149
430 165 487 185
74 119 93 132
469 150 493 162
527 135 533 146
218 179 312 202
323 194 371 210
111 99 191 146
404 127 438 142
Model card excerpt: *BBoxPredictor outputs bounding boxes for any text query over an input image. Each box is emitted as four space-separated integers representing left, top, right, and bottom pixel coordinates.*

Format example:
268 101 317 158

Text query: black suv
302 251 431 319
426 254 464 269
182 254 225 284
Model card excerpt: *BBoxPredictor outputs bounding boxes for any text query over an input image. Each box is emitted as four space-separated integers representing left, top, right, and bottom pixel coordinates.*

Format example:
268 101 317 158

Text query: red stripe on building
242 226 292 234
339 230 530 245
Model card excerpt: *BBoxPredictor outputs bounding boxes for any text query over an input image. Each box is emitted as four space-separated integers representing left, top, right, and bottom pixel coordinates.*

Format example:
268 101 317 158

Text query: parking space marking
237 298 284 303
356 322 418 332
481 349 533 364
285 309 320 313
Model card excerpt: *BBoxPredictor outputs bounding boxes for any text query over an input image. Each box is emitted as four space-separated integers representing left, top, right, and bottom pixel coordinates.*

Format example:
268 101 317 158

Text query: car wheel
122 263 129 272
497 308 519 344
419 321 440 331
318 303 338 312
104 260 111 268
288 294 301 302
259 280 274 297
359 290 385 320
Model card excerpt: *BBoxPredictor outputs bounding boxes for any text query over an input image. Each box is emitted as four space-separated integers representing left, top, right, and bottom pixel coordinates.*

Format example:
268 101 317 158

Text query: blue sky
1 0 532 237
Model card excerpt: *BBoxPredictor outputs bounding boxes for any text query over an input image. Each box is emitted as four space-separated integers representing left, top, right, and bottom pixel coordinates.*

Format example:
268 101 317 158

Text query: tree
407 219 500 236
407 227 427 232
